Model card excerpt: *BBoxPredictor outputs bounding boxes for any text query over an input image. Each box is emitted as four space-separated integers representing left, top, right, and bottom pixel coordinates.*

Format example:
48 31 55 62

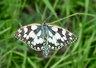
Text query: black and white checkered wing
47 25 76 50
15 24 44 51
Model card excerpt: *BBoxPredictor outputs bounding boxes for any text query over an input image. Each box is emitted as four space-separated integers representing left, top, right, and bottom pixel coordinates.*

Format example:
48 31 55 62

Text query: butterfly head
43 22 47 25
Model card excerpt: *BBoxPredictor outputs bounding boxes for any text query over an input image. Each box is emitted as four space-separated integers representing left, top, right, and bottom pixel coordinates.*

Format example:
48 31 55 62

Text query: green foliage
0 0 96 68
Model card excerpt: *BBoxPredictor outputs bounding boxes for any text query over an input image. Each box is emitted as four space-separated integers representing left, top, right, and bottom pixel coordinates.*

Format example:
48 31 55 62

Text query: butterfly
15 22 76 57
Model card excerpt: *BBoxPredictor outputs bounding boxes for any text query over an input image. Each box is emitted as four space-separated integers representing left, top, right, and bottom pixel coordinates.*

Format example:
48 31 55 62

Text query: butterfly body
39 24 50 57
15 23 76 57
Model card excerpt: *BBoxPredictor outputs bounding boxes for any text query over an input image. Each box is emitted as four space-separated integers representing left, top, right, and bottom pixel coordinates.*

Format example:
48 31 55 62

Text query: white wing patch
29 31 36 38
24 27 28 33
31 25 37 30
63 36 67 40
68 32 72 36
54 33 61 39
62 29 66 36
48 31 53 36
18 29 22 33
52 27 58 32
23 34 27 38
37 31 41 36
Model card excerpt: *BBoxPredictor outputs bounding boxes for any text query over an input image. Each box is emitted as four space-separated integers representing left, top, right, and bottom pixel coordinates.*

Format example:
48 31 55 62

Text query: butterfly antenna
37 11 44 24
43 15 54 25
39 12 47 25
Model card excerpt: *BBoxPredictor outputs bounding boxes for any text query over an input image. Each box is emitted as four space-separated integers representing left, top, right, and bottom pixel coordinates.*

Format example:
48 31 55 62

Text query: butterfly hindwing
47 25 76 50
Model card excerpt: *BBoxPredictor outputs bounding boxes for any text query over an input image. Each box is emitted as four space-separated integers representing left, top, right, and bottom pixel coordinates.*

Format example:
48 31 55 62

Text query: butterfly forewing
47 25 76 50
15 24 44 51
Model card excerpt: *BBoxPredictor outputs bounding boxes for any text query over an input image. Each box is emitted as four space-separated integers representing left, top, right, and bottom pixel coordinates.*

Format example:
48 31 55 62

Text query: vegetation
0 0 96 68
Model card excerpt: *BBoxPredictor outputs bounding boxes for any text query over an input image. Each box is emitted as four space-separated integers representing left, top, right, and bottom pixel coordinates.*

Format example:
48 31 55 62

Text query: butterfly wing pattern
15 23 45 51
15 23 76 57
47 25 76 50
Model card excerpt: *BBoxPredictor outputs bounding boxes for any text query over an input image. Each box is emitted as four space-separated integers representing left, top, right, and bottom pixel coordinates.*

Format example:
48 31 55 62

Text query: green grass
0 0 96 68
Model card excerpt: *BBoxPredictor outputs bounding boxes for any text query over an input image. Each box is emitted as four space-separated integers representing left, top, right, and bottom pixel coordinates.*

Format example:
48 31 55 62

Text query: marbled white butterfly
15 22 76 57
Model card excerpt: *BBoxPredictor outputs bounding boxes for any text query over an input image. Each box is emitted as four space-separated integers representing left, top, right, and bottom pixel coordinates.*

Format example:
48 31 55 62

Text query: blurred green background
0 0 96 68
